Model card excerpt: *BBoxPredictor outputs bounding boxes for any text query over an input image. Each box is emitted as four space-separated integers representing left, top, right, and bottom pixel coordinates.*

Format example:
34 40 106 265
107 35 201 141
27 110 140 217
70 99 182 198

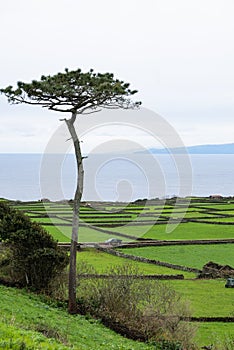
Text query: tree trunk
65 112 84 314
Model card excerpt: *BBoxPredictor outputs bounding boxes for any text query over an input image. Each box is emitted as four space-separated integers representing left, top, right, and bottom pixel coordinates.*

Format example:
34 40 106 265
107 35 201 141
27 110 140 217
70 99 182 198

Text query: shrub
0 202 68 291
76 263 197 348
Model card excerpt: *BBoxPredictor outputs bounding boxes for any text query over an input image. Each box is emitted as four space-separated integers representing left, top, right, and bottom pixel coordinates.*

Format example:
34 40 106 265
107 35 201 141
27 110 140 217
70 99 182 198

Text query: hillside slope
0 285 153 350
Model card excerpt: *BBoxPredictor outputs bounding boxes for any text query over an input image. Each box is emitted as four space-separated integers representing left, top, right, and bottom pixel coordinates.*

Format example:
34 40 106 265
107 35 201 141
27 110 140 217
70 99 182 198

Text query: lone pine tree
1 68 140 313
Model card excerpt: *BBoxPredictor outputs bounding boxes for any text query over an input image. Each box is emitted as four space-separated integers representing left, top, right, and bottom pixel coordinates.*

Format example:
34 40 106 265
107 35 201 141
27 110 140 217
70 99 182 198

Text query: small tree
1 68 140 313
0 202 68 290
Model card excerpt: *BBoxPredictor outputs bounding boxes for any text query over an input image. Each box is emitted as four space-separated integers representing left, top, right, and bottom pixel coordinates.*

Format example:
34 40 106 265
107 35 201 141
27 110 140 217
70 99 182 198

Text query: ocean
1 153 234 202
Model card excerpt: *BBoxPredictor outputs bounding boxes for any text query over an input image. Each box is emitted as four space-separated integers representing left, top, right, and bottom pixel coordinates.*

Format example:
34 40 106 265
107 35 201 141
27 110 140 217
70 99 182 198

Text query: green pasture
184 212 221 219
34 216 136 225
14 206 46 213
103 221 234 240
13 206 47 211
143 222 234 239
162 279 233 317
198 217 234 222
76 248 195 278
154 208 202 215
217 210 234 215
78 217 134 224
118 244 234 270
156 207 195 212
102 205 169 213
80 212 133 217
189 202 220 206
161 211 219 219
195 322 234 347
30 208 72 213
43 225 71 242
195 203 234 210
136 217 168 223
44 225 129 243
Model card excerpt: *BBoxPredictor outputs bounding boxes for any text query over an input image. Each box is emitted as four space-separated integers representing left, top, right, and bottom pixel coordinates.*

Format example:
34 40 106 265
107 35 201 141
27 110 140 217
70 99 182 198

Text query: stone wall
97 247 201 274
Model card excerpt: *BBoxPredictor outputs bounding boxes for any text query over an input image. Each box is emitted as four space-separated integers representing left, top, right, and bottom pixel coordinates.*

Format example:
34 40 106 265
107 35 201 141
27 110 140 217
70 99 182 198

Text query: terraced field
10 198 234 348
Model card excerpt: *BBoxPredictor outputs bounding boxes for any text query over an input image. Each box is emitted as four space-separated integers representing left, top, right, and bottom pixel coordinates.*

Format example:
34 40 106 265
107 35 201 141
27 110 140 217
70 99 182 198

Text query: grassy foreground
7 199 234 348
0 285 153 350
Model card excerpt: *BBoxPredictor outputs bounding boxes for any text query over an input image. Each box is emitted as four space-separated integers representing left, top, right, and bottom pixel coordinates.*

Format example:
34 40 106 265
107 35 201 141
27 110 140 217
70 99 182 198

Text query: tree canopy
1 68 141 113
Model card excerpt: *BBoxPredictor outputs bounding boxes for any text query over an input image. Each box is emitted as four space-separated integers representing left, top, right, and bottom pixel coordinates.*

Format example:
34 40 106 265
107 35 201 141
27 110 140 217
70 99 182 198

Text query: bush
76 263 197 349
0 202 68 291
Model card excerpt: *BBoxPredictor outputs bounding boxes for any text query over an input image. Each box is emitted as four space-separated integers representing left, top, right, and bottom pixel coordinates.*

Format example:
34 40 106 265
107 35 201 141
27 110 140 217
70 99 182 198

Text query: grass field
198 217 234 222
100 221 234 240
119 244 234 269
161 279 234 317
195 322 234 346
76 248 195 278
45 225 128 243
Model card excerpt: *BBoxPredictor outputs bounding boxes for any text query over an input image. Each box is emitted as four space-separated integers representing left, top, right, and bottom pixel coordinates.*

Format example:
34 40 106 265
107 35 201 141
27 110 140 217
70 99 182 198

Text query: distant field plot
189 202 218 206
118 244 234 270
33 208 72 213
42 225 71 242
44 225 132 243
32 217 70 224
197 217 234 223
136 216 167 222
185 212 222 219
76 248 195 277
103 222 234 240
214 210 234 215
195 204 234 210
14 206 47 212
162 211 219 219
78 216 135 224
102 205 171 214
143 222 234 240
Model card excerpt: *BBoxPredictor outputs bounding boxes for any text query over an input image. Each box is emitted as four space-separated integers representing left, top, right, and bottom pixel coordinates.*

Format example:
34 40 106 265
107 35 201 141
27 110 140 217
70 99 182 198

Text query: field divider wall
97 247 201 274
77 274 184 280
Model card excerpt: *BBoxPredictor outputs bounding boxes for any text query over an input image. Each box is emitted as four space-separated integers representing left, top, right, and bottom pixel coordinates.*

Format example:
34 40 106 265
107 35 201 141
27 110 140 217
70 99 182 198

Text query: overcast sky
1 0 234 153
